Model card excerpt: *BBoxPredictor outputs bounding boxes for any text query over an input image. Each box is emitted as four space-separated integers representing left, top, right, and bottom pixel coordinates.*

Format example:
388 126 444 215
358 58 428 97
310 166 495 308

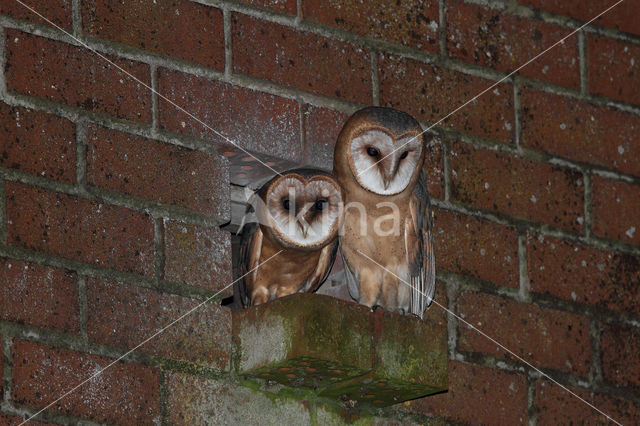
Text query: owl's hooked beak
297 220 310 238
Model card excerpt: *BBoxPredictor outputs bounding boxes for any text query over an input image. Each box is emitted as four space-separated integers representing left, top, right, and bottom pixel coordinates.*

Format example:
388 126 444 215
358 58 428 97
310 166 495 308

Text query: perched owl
333 107 435 319
237 169 344 307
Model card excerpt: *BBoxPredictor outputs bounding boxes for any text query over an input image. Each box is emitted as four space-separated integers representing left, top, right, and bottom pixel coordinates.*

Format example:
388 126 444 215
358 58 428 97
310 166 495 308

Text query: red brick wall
1 0 639 424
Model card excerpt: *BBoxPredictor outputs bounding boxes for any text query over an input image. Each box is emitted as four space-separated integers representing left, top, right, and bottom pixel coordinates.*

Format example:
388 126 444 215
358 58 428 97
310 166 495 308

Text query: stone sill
232 293 448 408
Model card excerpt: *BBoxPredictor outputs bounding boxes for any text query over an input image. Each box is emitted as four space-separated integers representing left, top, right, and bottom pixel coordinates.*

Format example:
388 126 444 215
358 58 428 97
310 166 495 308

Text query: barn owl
237 169 344 307
333 107 435 319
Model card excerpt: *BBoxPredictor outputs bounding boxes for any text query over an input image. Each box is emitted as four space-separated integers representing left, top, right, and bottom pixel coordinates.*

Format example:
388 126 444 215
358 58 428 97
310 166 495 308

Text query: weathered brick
601 323 640 388
521 0 640 37
527 234 640 317
434 208 518 287
232 13 371 104
409 360 528 425
82 0 224 69
236 0 296 14
0 103 76 183
157 68 302 162
450 142 584 231
5 30 151 123
302 0 439 52
379 55 514 143
164 220 232 292
302 105 347 169
536 379 640 424
588 35 640 106
447 0 579 88
0 413 53 426
86 125 229 219
0 0 72 30
458 292 592 375
166 372 311 425
6 181 155 276
0 258 79 332
521 88 640 177
592 177 640 245
11 339 161 424
86 278 231 368
424 138 445 199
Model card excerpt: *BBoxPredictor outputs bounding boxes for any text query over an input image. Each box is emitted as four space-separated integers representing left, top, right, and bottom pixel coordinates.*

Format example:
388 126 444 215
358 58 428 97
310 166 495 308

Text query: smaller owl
237 169 344 307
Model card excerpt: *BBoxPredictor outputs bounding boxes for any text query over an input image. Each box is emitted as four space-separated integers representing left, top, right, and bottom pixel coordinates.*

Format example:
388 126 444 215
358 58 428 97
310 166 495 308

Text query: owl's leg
251 286 270 305
358 268 381 308
381 271 399 313
275 285 297 299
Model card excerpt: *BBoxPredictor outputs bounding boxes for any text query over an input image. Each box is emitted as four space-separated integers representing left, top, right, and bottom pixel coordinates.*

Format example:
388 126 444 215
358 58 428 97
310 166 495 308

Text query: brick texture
447 0 579 88
458 292 592 376
434 208 519 288
379 55 514 143
528 234 640 317
521 88 640 177
450 141 584 230
0 413 53 426
157 68 301 162
592 177 640 245
411 360 528 424
86 125 229 219
0 0 72 30
588 35 640 106
163 220 232 292
6 181 155 276
232 13 371 104
86 278 231 368
600 323 640 388
11 339 161 424
236 0 296 14
0 258 79 332
0 103 76 183
82 0 225 69
302 105 348 169
302 0 439 53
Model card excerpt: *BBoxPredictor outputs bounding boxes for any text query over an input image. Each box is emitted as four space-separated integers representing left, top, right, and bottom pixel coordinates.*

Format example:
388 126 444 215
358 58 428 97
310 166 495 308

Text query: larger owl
333 107 435 319
237 169 344 307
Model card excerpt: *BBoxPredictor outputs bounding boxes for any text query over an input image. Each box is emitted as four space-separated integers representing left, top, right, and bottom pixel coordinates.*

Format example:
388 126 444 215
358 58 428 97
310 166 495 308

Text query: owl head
334 107 427 196
255 169 344 249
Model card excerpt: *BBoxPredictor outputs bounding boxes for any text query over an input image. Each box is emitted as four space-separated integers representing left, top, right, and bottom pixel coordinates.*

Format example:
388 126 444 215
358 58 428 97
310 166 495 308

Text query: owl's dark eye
366 147 379 157
282 199 290 211
399 151 409 160
314 199 327 211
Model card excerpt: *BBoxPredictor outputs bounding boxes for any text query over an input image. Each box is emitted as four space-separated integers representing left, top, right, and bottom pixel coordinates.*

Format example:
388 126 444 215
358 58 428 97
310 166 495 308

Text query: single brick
236 0 296 14
82 0 224 69
433 208 518 288
163 220 232 292
536 379 640 424
447 0 579 88
600 323 640 388
527 234 640 317
232 13 371 104
302 0 439 53
588 35 640 106
379 55 514 143
458 292 592 376
450 141 584 231
0 103 76 183
592 177 640 245
4 30 151 123
86 125 229 220
411 360 528 425
166 372 312 425
521 88 640 177
0 413 53 426
157 68 302 162
6 181 155 276
521 0 640 37
0 258 79 332
302 105 348 169
12 339 161 424
0 0 72 30
86 278 231 368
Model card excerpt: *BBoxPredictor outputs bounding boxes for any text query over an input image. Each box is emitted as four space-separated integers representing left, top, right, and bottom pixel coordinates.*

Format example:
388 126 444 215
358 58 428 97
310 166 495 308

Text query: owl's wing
339 246 360 301
303 238 339 293
238 220 262 308
406 169 436 319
